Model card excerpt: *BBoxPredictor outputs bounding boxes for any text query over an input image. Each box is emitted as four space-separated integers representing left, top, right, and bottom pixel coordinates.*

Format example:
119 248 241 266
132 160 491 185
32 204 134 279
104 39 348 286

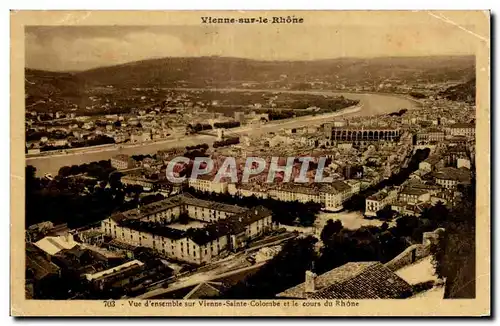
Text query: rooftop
110 194 246 223
433 167 472 182
311 262 412 299
449 123 475 129
84 259 144 281
400 187 430 196
26 243 61 281
277 262 375 299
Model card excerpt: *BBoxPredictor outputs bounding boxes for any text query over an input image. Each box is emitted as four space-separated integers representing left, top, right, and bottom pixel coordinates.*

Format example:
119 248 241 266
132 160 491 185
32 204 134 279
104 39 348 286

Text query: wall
384 228 445 272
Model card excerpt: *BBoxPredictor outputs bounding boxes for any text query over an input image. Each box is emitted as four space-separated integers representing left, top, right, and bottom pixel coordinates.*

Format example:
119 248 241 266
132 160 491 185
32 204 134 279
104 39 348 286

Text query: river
26 89 420 176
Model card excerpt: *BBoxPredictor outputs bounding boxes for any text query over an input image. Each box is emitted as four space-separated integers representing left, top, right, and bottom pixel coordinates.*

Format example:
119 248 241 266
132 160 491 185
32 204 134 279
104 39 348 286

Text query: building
130 131 152 144
100 194 275 264
114 132 129 143
276 262 413 299
84 260 145 290
266 181 352 212
398 187 431 204
457 158 471 169
433 167 472 189
419 155 444 173
234 111 244 122
330 126 401 143
26 243 62 299
229 183 268 199
268 184 322 205
188 174 229 194
254 246 282 263
416 129 445 144
111 154 136 170
446 123 475 137
121 175 157 190
365 188 398 217
323 123 333 139
34 234 79 256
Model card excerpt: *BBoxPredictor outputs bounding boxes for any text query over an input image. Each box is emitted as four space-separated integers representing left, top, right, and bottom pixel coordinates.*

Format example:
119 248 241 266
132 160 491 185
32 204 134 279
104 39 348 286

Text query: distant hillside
438 78 476 103
76 55 475 87
25 69 85 104
25 55 475 101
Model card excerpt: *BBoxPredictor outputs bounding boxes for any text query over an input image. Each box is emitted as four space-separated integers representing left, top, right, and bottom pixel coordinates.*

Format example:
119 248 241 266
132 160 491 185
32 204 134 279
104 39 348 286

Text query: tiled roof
449 123 475 129
26 243 61 280
107 239 139 251
187 206 272 245
121 219 186 240
433 167 471 182
111 194 245 223
399 187 429 196
112 154 130 162
310 262 413 299
183 282 225 299
277 262 376 298
277 262 413 299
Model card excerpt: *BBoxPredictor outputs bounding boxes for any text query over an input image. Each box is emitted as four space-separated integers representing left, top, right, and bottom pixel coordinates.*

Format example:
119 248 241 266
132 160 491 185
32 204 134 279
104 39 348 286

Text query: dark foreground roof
310 262 413 299
277 261 413 299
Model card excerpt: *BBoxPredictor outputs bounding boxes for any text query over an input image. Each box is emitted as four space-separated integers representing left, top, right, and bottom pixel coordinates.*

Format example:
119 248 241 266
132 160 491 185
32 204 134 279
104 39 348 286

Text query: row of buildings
365 166 472 217
101 194 276 265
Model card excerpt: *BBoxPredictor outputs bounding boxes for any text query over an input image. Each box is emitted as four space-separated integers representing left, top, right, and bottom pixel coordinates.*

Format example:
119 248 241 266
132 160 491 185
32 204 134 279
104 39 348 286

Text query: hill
438 78 476 104
76 55 475 87
25 55 475 103
25 69 86 108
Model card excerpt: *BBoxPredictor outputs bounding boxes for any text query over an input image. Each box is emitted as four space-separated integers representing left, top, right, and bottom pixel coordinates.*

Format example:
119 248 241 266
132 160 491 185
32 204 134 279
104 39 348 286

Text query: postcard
11 10 490 316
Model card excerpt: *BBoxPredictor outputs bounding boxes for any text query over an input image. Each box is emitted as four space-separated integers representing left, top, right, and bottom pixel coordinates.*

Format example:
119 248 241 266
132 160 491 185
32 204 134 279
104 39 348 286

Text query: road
26 89 420 176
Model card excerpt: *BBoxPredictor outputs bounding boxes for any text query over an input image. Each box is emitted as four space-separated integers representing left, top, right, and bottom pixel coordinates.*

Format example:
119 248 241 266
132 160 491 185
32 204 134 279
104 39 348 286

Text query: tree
178 212 190 225
376 206 396 221
431 182 476 298
421 201 449 222
320 219 343 242
58 166 71 177
26 165 37 184
222 236 318 299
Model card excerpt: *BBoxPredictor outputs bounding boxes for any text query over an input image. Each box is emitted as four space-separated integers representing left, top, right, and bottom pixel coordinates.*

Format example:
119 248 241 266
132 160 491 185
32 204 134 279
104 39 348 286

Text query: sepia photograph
10 10 490 316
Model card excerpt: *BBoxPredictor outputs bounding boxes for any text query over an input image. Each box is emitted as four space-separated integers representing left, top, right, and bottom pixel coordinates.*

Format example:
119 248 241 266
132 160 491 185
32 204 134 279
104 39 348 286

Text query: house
457 157 471 169
111 154 136 170
121 175 157 190
34 234 79 256
276 262 413 299
398 187 431 204
419 155 444 173
188 174 228 194
130 131 151 143
365 188 398 217
84 259 145 290
254 246 281 263
26 243 62 298
433 167 472 189
446 123 475 137
416 129 445 144
113 132 129 143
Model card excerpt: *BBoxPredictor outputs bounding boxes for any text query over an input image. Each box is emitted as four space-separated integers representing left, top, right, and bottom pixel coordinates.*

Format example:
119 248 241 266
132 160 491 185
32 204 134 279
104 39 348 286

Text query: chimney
304 270 317 293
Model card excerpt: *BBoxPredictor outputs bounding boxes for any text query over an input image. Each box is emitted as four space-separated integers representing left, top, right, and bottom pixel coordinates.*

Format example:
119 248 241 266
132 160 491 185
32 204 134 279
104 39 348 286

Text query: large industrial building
101 194 275 265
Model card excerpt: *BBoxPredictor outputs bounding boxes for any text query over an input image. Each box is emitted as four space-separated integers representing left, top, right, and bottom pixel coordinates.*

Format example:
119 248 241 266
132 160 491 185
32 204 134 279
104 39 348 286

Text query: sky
25 16 482 71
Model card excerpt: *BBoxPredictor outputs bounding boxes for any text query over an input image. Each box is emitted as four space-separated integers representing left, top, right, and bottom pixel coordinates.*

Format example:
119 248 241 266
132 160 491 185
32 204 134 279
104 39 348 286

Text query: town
25 70 476 300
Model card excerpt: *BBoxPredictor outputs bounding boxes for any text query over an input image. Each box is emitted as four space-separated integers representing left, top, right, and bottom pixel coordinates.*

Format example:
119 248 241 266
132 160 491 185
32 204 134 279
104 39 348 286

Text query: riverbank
26 90 418 176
